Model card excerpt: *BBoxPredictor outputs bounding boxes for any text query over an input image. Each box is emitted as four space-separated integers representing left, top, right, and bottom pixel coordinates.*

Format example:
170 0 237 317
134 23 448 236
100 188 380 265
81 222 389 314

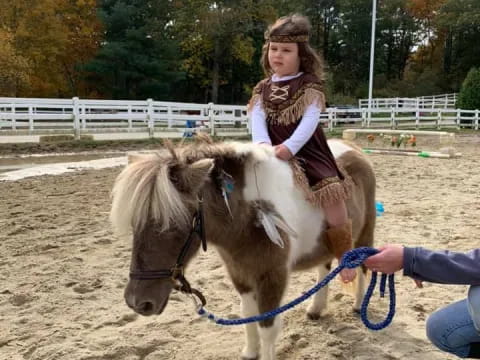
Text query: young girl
248 14 356 283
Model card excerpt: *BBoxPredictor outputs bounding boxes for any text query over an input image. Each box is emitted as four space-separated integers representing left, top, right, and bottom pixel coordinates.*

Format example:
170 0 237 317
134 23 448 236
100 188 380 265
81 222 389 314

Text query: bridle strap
129 213 200 280
128 197 207 306
130 270 172 280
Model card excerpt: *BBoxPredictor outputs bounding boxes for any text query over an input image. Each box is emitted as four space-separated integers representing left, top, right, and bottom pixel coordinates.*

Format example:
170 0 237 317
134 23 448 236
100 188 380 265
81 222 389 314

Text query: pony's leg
256 270 287 360
240 291 260 360
353 214 375 312
306 262 331 320
258 316 282 360
353 265 367 312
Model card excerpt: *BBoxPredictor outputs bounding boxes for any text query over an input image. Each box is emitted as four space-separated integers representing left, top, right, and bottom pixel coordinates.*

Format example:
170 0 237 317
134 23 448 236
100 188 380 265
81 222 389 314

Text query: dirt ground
0 134 479 360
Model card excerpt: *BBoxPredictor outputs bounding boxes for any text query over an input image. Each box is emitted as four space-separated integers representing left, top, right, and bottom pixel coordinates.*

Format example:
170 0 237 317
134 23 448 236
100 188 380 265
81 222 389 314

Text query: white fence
359 93 457 109
0 97 478 140
0 97 248 137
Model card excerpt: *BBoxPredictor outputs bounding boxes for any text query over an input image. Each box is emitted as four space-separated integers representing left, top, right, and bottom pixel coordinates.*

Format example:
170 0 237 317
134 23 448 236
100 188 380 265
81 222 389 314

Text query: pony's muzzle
124 281 171 316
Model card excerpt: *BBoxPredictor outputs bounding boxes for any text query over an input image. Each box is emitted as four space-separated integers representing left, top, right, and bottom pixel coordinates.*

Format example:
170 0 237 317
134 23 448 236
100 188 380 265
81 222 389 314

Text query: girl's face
268 42 301 77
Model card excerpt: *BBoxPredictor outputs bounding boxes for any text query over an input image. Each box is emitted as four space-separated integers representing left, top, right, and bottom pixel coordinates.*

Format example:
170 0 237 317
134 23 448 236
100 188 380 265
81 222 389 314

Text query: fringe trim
266 87 325 126
289 159 353 208
247 80 267 113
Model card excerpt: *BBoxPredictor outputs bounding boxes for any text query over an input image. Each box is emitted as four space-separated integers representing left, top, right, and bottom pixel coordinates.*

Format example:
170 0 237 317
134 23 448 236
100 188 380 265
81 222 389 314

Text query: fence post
437 110 442 129
208 103 215 136
390 108 395 129
28 105 34 132
127 104 132 130
72 97 80 139
167 105 173 128
326 108 332 132
81 103 87 130
28 105 33 131
456 109 461 129
475 109 479 131
147 98 154 138
11 103 16 130
415 109 420 129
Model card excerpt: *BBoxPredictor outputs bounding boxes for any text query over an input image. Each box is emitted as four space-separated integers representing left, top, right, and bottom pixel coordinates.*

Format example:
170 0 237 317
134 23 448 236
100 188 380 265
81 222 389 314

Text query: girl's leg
426 298 480 358
324 200 356 282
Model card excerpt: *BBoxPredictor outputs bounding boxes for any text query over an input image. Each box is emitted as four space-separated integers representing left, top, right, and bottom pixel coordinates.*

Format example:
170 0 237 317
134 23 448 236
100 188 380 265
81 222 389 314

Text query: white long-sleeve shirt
250 72 321 155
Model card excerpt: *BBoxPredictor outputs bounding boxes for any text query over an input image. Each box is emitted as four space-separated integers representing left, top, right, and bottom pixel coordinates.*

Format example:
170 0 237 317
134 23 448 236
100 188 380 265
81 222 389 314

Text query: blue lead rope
196 247 395 331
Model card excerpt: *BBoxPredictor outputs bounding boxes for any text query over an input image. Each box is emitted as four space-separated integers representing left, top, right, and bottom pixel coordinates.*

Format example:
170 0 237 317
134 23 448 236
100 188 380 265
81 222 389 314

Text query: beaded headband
268 34 309 43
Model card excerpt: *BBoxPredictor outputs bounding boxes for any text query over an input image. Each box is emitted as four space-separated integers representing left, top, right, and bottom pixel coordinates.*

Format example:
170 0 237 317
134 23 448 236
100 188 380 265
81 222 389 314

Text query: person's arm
250 101 271 145
282 103 320 155
403 247 480 285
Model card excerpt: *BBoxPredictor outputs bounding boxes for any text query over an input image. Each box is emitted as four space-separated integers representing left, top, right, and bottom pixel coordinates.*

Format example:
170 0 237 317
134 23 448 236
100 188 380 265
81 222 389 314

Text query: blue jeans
427 287 480 358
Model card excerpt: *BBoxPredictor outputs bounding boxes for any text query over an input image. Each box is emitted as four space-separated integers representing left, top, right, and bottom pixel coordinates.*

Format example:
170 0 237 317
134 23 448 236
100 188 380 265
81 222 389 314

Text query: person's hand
340 268 357 283
363 244 404 274
274 144 293 161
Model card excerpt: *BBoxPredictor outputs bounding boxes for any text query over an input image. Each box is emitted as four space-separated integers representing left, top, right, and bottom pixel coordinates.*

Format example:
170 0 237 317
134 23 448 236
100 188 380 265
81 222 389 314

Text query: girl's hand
274 144 293 161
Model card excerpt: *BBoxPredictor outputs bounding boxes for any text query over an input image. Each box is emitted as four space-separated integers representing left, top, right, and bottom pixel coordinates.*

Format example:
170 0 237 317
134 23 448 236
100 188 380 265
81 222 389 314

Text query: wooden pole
362 148 461 158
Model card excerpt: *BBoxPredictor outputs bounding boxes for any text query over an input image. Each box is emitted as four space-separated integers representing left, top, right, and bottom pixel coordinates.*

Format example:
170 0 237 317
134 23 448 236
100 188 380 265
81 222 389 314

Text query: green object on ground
418 151 430 158
362 149 372 154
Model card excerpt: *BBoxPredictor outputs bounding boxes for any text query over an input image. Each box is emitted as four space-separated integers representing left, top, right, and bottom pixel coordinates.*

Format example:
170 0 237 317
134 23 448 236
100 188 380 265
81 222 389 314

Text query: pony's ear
171 159 215 194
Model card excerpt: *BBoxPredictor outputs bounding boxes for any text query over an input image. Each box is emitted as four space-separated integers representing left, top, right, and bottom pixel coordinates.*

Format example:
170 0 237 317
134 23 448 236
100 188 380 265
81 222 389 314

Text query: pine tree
458 68 480 110
84 0 184 100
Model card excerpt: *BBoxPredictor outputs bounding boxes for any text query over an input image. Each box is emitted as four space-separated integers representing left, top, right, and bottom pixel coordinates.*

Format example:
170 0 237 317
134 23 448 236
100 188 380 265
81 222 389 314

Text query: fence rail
0 97 478 140
359 93 457 109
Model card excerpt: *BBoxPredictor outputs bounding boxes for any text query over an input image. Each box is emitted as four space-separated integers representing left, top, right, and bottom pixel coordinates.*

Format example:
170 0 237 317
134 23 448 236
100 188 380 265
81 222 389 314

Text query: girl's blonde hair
261 14 325 83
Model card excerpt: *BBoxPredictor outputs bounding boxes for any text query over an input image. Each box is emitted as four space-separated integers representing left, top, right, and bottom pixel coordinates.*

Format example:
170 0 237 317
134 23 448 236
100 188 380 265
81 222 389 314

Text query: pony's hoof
241 349 259 360
306 312 321 321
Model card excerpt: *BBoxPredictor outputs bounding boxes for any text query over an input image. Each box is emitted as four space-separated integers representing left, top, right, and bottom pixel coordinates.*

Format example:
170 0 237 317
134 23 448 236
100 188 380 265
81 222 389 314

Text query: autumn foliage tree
0 0 101 97
0 0 478 103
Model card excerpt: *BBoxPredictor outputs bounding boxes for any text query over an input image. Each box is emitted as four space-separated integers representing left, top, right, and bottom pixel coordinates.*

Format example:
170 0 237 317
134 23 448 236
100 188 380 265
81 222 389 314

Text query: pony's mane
110 140 274 237
110 152 190 237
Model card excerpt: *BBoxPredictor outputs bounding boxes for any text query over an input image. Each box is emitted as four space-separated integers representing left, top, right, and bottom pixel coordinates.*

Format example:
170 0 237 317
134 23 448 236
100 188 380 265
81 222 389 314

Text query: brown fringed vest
249 73 351 207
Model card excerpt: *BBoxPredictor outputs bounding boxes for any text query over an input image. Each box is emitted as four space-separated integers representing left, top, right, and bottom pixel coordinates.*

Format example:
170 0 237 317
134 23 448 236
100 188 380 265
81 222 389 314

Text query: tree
84 0 183 100
405 0 480 93
0 0 101 97
376 0 419 80
328 0 373 95
173 0 276 103
458 68 480 110
436 0 480 86
0 29 31 96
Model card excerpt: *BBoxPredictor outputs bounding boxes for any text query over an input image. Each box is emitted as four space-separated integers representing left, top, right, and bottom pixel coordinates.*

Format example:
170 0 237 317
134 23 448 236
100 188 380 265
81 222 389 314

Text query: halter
129 197 207 306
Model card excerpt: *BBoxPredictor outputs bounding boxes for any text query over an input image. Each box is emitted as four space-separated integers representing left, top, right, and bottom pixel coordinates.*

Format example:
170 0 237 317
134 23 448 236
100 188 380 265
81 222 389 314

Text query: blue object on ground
183 120 196 138
376 201 385 217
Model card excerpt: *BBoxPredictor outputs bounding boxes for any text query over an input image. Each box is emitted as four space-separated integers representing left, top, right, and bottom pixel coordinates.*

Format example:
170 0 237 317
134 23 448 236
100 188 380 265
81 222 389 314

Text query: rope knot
340 247 379 269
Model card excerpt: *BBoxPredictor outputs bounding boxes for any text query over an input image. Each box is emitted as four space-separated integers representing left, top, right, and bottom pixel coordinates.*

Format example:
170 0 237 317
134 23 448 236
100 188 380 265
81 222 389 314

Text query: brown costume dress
249 73 351 207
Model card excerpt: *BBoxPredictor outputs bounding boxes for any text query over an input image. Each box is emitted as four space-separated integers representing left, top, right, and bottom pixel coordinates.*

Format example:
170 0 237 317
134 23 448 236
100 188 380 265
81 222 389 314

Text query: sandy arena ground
1 135 479 360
